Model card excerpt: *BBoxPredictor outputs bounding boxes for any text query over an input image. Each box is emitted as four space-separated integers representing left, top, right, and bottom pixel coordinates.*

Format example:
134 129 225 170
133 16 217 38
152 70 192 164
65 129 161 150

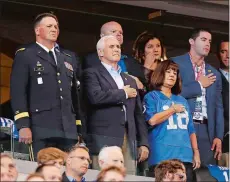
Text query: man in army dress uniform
10 13 83 157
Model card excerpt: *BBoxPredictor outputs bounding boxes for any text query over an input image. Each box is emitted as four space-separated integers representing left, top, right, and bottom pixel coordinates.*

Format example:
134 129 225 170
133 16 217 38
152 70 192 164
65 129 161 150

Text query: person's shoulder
85 52 98 59
15 43 35 54
176 94 187 103
83 66 99 75
206 63 221 77
144 90 159 101
59 47 75 57
14 43 37 59
171 53 189 62
124 54 140 64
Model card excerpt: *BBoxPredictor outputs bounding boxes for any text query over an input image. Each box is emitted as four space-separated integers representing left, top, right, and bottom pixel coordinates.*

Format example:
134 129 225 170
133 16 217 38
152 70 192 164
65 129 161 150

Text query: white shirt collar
36 42 55 53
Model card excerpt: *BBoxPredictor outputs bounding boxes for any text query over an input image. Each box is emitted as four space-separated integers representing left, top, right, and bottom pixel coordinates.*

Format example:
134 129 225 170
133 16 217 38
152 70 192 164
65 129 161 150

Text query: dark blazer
83 52 145 84
83 63 148 155
172 53 224 142
10 43 82 140
62 172 70 182
219 70 229 152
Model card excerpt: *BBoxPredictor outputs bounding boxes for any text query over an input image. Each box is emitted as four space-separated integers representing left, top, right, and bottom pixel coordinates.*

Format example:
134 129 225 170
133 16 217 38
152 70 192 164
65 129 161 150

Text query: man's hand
193 150 201 170
19 128 32 144
123 85 137 98
198 73 216 88
138 146 149 163
211 138 222 160
128 75 144 89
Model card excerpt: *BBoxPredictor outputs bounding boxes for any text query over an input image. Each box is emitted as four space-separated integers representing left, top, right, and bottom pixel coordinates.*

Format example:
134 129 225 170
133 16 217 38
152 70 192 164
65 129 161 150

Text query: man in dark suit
83 21 145 89
217 40 229 167
10 13 84 157
83 35 149 174
172 28 224 166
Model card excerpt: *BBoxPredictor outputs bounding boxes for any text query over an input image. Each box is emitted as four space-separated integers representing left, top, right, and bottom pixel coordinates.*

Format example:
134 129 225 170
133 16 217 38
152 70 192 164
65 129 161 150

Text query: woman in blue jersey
143 60 200 182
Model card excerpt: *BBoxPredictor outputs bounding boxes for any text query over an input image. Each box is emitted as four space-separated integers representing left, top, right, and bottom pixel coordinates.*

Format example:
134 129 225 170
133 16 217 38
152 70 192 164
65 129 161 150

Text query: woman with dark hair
143 60 200 182
133 31 167 87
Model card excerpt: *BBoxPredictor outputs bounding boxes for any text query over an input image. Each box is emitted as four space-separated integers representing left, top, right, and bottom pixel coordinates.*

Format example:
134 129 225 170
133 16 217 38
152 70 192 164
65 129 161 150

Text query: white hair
98 146 122 162
96 35 117 52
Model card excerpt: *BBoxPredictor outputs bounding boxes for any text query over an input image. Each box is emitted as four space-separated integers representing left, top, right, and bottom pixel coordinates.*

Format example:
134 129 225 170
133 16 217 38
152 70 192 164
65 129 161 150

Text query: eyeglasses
70 156 92 164
174 173 186 181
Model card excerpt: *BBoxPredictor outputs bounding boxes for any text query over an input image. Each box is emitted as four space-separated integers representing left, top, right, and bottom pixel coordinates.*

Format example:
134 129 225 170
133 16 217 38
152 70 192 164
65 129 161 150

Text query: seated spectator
143 60 200 182
26 173 45 181
98 146 124 170
133 31 167 92
96 166 126 182
154 159 186 182
35 164 62 181
37 147 67 168
0 153 18 182
62 144 90 182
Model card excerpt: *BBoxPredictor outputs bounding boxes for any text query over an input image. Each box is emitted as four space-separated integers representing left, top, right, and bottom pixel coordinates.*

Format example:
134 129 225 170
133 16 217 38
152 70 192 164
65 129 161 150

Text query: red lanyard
189 53 204 80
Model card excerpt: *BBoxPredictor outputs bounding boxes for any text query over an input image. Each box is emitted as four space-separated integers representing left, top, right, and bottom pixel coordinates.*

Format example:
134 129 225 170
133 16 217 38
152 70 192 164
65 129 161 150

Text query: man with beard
172 28 224 166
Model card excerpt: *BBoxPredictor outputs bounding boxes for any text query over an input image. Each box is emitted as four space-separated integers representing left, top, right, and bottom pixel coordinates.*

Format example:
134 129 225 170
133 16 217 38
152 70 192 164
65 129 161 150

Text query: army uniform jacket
10 43 82 140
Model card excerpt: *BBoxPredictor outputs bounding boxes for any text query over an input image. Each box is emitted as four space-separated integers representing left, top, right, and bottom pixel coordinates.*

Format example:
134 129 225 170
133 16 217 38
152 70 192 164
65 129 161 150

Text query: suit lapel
219 70 229 90
36 44 57 67
98 64 118 89
55 48 64 70
120 72 129 86
185 53 196 81
205 64 212 105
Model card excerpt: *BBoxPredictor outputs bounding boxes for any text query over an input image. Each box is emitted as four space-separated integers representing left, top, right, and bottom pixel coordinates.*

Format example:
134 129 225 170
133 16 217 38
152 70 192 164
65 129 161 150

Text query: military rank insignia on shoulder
63 52 72 57
15 48 26 55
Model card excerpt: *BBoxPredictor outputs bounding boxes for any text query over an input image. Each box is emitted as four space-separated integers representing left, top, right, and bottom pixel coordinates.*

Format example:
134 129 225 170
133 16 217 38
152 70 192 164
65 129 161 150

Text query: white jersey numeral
162 105 189 130
223 171 229 182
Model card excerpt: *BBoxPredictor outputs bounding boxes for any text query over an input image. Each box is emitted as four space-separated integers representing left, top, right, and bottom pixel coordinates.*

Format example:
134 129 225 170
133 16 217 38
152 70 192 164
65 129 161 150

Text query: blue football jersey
207 165 229 182
143 91 196 166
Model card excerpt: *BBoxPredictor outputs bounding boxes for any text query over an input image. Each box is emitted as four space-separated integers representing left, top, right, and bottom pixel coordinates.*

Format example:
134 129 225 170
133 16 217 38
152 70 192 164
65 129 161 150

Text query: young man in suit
83 21 145 89
171 28 224 166
83 35 149 174
217 40 229 167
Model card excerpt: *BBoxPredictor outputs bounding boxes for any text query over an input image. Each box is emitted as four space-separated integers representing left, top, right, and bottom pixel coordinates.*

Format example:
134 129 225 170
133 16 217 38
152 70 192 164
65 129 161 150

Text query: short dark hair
34 12 59 29
190 28 212 40
132 31 166 65
217 39 229 59
149 59 181 95
68 143 89 154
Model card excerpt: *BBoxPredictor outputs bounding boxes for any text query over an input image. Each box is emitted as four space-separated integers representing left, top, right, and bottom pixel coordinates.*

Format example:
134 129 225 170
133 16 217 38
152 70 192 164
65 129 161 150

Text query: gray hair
98 146 122 162
96 35 117 52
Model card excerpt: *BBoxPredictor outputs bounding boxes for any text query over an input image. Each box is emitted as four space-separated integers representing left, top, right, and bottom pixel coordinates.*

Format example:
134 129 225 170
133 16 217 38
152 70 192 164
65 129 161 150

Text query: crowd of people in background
0 11 229 181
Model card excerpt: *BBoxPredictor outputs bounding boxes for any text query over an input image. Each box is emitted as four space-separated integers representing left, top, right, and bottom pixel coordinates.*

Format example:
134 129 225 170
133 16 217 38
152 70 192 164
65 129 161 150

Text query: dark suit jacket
172 53 224 142
219 70 229 152
62 172 70 182
83 63 148 155
83 52 145 84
